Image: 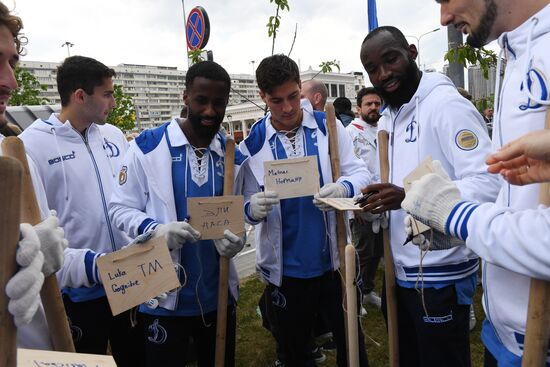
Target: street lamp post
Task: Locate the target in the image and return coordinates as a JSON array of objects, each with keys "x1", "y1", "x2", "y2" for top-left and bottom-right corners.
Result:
[
  {"x1": 61, "y1": 41, "x2": 74, "y2": 57},
  {"x1": 250, "y1": 60, "x2": 256, "y2": 76},
  {"x1": 406, "y1": 28, "x2": 440, "y2": 70}
]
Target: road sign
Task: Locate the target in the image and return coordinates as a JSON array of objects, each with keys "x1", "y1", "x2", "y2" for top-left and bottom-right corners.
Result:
[{"x1": 186, "y1": 6, "x2": 210, "y2": 50}]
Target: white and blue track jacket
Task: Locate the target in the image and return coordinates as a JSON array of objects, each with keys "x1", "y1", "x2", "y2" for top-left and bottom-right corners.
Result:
[
  {"x1": 346, "y1": 118, "x2": 381, "y2": 183},
  {"x1": 108, "y1": 119, "x2": 246, "y2": 312},
  {"x1": 238, "y1": 108, "x2": 371, "y2": 287},
  {"x1": 19, "y1": 114, "x2": 131, "y2": 302},
  {"x1": 442, "y1": 4, "x2": 550, "y2": 364},
  {"x1": 383, "y1": 72, "x2": 499, "y2": 285}
]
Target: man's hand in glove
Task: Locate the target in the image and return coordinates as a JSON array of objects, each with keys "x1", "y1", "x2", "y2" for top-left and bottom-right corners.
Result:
[
  {"x1": 7, "y1": 224, "x2": 45, "y2": 326},
  {"x1": 248, "y1": 191, "x2": 279, "y2": 221},
  {"x1": 313, "y1": 183, "x2": 348, "y2": 211},
  {"x1": 154, "y1": 221, "x2": 201, "y2": 250},
  {"x1": 35, "y1": 210, "x2": 69, "y2": 277},
  {"x1": 214, "y1": 230, "x2": 246, "y2": 258}
]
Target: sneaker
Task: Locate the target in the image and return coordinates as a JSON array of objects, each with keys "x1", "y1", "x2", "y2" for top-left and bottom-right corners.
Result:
[
  {"x1": 361, "y1": 306, "x2": 368, "y2": 317},
  {"x1": 469, "y1": 304, "x2": 476, "y2": 331},
  {"x1": 311, "y1": 347, "x2": 327, "y2": 363},
  {"x1": 363, "y1": 292, "x2": 382, "y2": 309}
]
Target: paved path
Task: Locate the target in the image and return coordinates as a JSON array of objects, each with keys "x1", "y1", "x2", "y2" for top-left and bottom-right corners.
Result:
[{"x1": 234, "y1": 225, "x2": 257, "y2": 279}]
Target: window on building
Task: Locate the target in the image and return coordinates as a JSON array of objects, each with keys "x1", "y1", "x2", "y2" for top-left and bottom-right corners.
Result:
[
  {"x1": 330, "y1": 84, "x2": 337, "y2": 97},
  {"x1": 339, "y1": 85, "x2": 345, "y2": 97}
]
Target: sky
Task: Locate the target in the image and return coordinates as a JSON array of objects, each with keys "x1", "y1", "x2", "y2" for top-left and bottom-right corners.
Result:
[{"x1": 11, "y1": 0, "x2": 475, "y2": 78}]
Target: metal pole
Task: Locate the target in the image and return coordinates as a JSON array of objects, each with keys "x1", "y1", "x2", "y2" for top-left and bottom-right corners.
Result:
[{"x1": 181, "y1": 0, "x2": 190, "y2": 68}]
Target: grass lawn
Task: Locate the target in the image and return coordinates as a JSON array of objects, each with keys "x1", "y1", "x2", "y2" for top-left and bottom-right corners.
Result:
[{"x1": 235, "y1": 269, "x2": 485, "y2": 367}]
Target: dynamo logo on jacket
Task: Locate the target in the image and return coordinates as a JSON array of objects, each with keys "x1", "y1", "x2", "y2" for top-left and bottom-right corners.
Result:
[
  {"x1": 103, "y1": 139, "x2": 121, "y2": 158},
  {"x1": 520, "y1": 65, "x2": 548, "y2": 111}
]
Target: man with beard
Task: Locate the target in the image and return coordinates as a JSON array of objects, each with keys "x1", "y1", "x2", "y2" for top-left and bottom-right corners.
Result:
[
  {"x1": 239, "y1": 54, "x2": 370, "y2": 367},
  {"x1": 346, "y1": 87, "x2": 384, "y2": 309},
  {"x1": 399, "y1": 1, "x2": 550, "y2": 366},
  {"x1": 358, "y1": 26, "x2": 499, "y2": 367},
  {"x1": 109, "y1": 60, "x2": 246, "y2": 367}
]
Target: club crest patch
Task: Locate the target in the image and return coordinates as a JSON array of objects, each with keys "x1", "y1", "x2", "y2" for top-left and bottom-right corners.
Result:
[
  {"x1": 119, "y1": 166, "x2": 128, "y2": 185},
  {"x1": 455, "y1": 129, "x2": 478, "y2": 151}
]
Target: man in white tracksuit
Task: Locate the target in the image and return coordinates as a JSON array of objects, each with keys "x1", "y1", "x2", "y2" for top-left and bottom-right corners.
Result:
[
  {"x1": 240, "y1": 54, "x2": 371, "y2": 367},
  {"x1": 402, "y1": 1, "x2": 550, "y2": 365},
  {"x1": 359, "y1": 26, "x2": 500, "y2": 367},
  {"x1": 19, "y1": 55, "x2": 139, "y2": 366},
  {"x1": 109, "y1": 61, "x2": 246, "y2": 367}
]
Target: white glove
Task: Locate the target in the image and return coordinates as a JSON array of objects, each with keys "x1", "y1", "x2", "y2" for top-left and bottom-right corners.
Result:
[
  {"x1": 214, "y1": 230, "x2": 246, "y2": 258},
  {"x1": 35, "y1": 210, "x2": 69, "y2": 277},
  {"x1": 355, "y1": 206, "x2": 389, "y2": 234},
  {"x1": 6, "y1": 224, "x2": 45, "y2": 326},
  {"x1": 249, "y1": 191, "x2": 280, "y2": 221},
  {"x1": 313, "y1": 183, "x2": 348, "y2": 210},
  {"x1": 154, "y1": 222, "x2": 201, "y2": 250},
  {"x1": 401, "y1": 160, "x2": 461, "y2": 233},
  {"x1": 404, "y1": 215, "x2": 465, "y2": 251}
]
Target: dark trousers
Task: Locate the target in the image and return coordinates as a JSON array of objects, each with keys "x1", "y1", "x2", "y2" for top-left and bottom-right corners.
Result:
[
  {"x1": 140, "y1": 305, "x2": 236, "y2": 367},
  {"x1": 63, "y1": 295, "x2": 144, "y2": 367},
  {"x1": 351, "y1": 219, "x2": 383, "y2": 294},
  {"x1": 382, "y1": 283, "x2": 471, "y2": 367},
  {"x1": 267, "y1": 271, "x2": 369, "y2": 367}
]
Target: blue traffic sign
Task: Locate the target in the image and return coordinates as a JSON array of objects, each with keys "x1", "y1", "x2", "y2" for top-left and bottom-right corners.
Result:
[{"x1": 186, "y1": 6, "x2": 210, "y2": 50}]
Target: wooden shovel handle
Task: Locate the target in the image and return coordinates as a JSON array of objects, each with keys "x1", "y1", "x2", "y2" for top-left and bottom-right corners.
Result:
[{"x1": 2, "y1": 137, "x2": 75, "y2": 352}]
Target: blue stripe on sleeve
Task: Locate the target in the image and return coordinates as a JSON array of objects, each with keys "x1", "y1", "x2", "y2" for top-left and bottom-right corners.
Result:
[
  {"x1": 341, "y1": 180, "x2": 353, "y2": 197},
  {"x1": 84, "y1": 250, "x2": 97, "y2": 285},
  {"x1": 138, "y1": 218, "x2": 158, "y2": 235},
  {"x1": 459, "y1": 204, "x2": 479, "y2": 240}
]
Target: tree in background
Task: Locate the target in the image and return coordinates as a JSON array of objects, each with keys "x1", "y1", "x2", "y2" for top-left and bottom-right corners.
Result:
[
  {"x1": 445, "y1": 45, "x2": 498, "y2": 79},
  {"x1": 10, "y1": 67, "x2": 49, "y2": 106},
  {"x1": 107, "y1": 84, "x2": 136, "y2": 132}
]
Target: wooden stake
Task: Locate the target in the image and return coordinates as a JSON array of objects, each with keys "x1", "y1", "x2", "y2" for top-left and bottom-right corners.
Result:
[
  {"x1": 1, "y1": 137, "x2": 75, "y2": 352},
  {"x1": 215, "y1": 135, "x2": 236, "y2": 367},
  {"x1": 0, "y1": 156, "x2": 23, "y2": 367},
  {"x1": 345, "y1": 245, "x2": 359, "y2": 367},
  {"x1": 325, "y1": 104, "x2": 351, "y2": 356},
  {"x1": 521, "y1": 110, "x2": 550, "y2": 367},
  {"x1": 378, "y1": 130, "x2": 399, "y2": 367}
]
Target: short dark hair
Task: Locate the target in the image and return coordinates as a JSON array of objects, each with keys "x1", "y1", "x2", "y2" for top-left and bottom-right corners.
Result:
[
  {"x1": 56, "y1": 56, "x2": 116, "y2": 107},
  {"x1": 356, "y1": 87, "x2": 381, "y2": 107},
  {"x1": 256, "y1": 54, "x2": 300, "y2": 94},
  {"x1": 333, "y1": 97, "x2": 353, "y2": 114},
  {"x1": 361, "y1": 26, "x2": 409, "y2": 50},
  {"x1": 0, "y1": 2, "x2": 25, "y2": 55},
  {"x1": 185, "y1": 61, "x2": 231, "y2": 93}
]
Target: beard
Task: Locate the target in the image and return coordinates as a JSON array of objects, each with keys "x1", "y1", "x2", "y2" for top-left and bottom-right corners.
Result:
[
  {"x1": 373, "y1": 58, "x2": 420, "y2": 110},
  {"x1": 362, "y1": 112, "x2": 380, "y2": 125},
  {"x1": 466, "y1": 0, "x2": 497, "y2": 48},
  {"x1": 187, "y1": 108, "x2": 222, "y2": 142}
]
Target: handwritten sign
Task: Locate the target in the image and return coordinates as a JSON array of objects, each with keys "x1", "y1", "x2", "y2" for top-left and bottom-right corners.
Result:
[
  {"x1": 263, "y1": 156, "x2": 320, "y2": 199},
  {"x1": 187, "y1": 195, "x2": 245, "y2": 240},
  {"x1": 97, "y1": 236, "x2": 180, "y2": 316},
  {"x1": 403, "y1": 156, "x2": 433, "y2": 235},
  {"x1": 315, "y1": 197, "x2": 363, "y2": 211},
  {"x1": 18, "y1": 348, "x2": 117, "y2": 366}
]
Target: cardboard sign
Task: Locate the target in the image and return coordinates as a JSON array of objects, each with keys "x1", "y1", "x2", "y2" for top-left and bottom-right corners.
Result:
[
  {"x1": 18, "y1": 348, "x2": 117, "y2": 366},
  {"x1": 97, "y1": 237, "x2": 180, "y2": 316},
  {"x1": 263, "y1": 156, "x2": 320, "y2": 199},
  {"x1": 187, "y1": 195, "x2": 245, "y2": 240},
  {"x1": 403, "y1": 156, "x2": 434, "y2": 235},
  {"x1": 316, "y1": 197, "x2": 363, "y2": 211}
]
